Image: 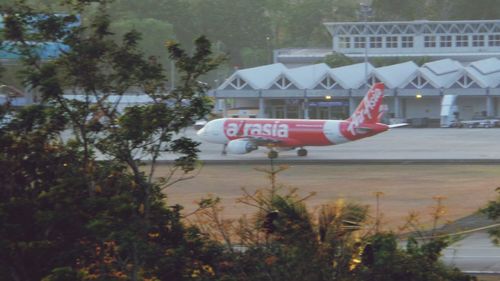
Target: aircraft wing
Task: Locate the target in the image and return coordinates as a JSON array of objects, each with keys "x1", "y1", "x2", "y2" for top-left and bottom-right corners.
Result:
[
  {"x1": 354, "y1": 127, "x2": 374, "y2": 134},
  {"x1": 388, "y1": 123, "x2": 408, "y2": 128}
]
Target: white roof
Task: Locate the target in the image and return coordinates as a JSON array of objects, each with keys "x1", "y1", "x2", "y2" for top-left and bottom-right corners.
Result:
[
  {"x1": 328, "y1": 63, "x2": 374, "y2": 89},
  {"x1": 285, "y1": 63, "x2": 331, "y2": 89},
  {"x1": 218, "y1": 58, "x2": 500, "y2": 91},
  {"x1": 219, "y1": 63, "x2": 288, "y2": 89},
  {"x1": 419, "y1": 59, "x2": 464, "y2": 88},
  {"x1": 374, "y1": 61, "x2": 419, "y2": 89},
  {"x1": 467, "y1": 58, "x2": 500, "y2": 88},
  {"x1": 424, "y1": 59, "x2": 462, "y2": 75}
]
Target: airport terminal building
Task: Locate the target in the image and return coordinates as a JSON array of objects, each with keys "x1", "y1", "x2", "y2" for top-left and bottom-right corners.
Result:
[{"x1": 212, "y1": 20, "x2": 500, "y2": 127}]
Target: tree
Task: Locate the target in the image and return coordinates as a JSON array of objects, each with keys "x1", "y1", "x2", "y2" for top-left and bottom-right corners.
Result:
[
  {"x1": 193, "y1": 164, "x2": 476, "y2": 281},
  {"x1": 109, "y1": 0, "x2": 198, "y2": 56},
  {"x1": 0, "y1": 0, "x2": 224, "y2": 280},
  {"x1": 354, "y1": 233, "x2": 474, "y2": 281},
  {"x1": 371, "y1": 0, "x2": 427, "y2": 21},
  {"x1": 110, "y1": 18, "x2": 175, "y2": 66},
  {"x1": 195, "y1": 164, "x2": 372, "y2": 280},
  {"x1": 279, "y1": 0, "x2": 334, "y2": 47},
  {"x1": 481, "y1": 188, "x2": 500, "y2": 245},
  {"x1": 324, "y1": 52, "x2": 354, "y2": 68},
  {"x1": 190, "y1": 0, "x2": 272, "y2": 67},
  {"x1": 446, "y1": 0, "x2": 500, "y2": 20}
]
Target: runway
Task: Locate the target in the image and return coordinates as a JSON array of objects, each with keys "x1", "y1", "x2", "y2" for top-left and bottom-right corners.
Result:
[{"x1": 442, "y1": 231, "x2": 500, "y2": 275}]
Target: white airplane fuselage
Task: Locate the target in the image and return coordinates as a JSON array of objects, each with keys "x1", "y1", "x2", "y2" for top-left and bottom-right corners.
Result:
[
  {"x1": 197, "y1": 118, "x2": 388, "y2": 146},
  {"x1": 197, "y1": 83, "x2": 403, "y2": 156}
]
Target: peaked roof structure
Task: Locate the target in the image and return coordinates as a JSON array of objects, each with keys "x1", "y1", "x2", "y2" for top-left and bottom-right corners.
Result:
[
  {"x1": 217, "y1": 58, "x2": 500, "y2": 93},
  {"x1": 374, "y1": 61, "x2": 419, "y2": 89},
  {"x1": 466, "y1": 58, "x2": 500, "y2": 88}
]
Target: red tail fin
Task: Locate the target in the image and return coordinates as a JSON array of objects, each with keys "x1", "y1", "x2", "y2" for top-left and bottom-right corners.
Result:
[{"x1": 348, "y1": 83, "x2": 384, "y2": 124}]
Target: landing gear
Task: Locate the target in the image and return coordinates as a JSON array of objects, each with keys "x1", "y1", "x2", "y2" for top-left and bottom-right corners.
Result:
[
  {"x1": 221, "y1": 144, "x2": 227, "y2": 155},
  {"x1": 297, "y1": 148, "x2": 308, "y2": 157},
  {"x1": 267, "y1": 150, "x2": 279, "y2": 159}
]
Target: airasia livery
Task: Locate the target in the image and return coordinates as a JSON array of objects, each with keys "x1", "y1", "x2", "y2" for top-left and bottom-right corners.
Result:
[{"x1": 197, "y1": 83, "x2": 407, "y2": 158}]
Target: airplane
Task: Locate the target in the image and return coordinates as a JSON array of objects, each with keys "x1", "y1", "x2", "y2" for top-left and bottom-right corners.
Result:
[{"x1": 196, "y1": 83, "x2": 407, "y2": 158}]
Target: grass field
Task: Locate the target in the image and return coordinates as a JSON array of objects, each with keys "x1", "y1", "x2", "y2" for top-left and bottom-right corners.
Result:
[{"x1": 161, "y1": 164, "x2": 500, "y2": 230}]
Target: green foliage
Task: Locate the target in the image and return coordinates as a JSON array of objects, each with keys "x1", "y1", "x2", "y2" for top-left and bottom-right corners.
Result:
[
  {"x1": 4, "y1": 0, "x2": 500, "y2": 71},
  {"x1": 192, "y1": 165, "x2": 475, "y2": 281},
  {"x1": 354, "y1": 233, "x2": 474, "y2": 281},
  {"x1": 371, "y1": 0, "x2": 500, "y2": 21},
  {"x1": 110, "y1": 18, "x2": 175, "y2": 64},
  {"x1": 481, "y1": 188, "x2": 500, "y2": 245},
  {"x1": 446, "y1": 0, "x2": 500, "y2": 20},
  {"x1": 369, "y1": 57, "x2": 431, "y2": 67},
  {"x1": 324, "y1": 53, "x2": 355, "y2": 68},
  {"x1": 0, "y1": 1, "x2": 494, "y2": 280},
  {"x1": 371, "y1": 0, "x2": 427, "y2": 21},
  {"x1": 0, "y1": 0, "x2": 224, "y2": 280},
  {"x1": 241, "y1": 47, "x2": 269, "y2": 67},
  {"x1": 482, "y1": 189, "x2": 500, "y2": 220}
]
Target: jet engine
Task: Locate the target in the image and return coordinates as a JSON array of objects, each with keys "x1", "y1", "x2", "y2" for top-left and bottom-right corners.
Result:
[{"x1": 226, "y1": 139, "x2": 258, "y2": 154}]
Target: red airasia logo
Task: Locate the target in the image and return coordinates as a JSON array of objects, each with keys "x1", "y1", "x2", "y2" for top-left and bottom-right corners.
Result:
[
  {"x1": 224, "y1": 121, "x2": 289, "y2": 138},
  {"x1": 342, "y1": 85, "x2": 384, "y2": 140}
]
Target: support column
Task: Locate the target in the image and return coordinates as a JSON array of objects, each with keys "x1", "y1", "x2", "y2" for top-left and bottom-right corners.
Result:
[
  {"x1": 258, "y1": 96, "x2": 265, "y2": 118},
  {"x1": 349, "y1": 95, "x2": 357, "y2": 115},
  {"x1": 486, "y1": 89, "x2": 494, "y2": 117},
  {"x1": 303, "y1": 90, "x2": 309, "y2": 119},
  {"x1": 494, "y1": 97, "x2": 498, "y2": 117},
  {"x1": 303, "y1": 98, "x2": 309, "y2": 119},
  {"x1": 394, "y1": 94, "x2": 401, "y2": 119},
  {"x1": 222, "y1": 98, "x2": 227, "y2": 117}
]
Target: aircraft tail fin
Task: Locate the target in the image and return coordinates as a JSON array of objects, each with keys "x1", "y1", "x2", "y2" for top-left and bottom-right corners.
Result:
[{"x1": 348, "y1": 83, "x2": 385, "y2": 124}]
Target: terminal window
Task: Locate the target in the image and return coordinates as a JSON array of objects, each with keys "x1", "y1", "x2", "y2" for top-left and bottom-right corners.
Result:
[
  {"x1": 386, "y1": 36, "x2": 398, "y2": 48},
  {"x1": 354, "y1": 37, "x2": 366, "y2": 48},
  {"x1": 339, "y1": 37, "x2": 351, "y2": 48},
  {"x1": 440, "y1": 35, "x2": 452, "y2": 47},
  {"x1": 488, "y1": 34, "x2": 500, "y2": 46},
  {"x1": 472, "y1": 35, "x2": 485, "y2": 47},
  {"x1": 424, "y1": 35, "x2": 437, "y2": 48},
  {"x1": 401, "y1": 36, "x2": 413, "y2": 48},
  {"x1": 455, "y1": 35, "x2": 469, "y2": 47},
  {"x1": 370, "y1": 37, "x2": 382, "y2": 48}
]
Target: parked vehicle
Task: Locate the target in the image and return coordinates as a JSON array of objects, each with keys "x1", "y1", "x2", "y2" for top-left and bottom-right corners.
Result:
[{"x1": 460, "y1": 117, "x2": 500, "y2": 128}]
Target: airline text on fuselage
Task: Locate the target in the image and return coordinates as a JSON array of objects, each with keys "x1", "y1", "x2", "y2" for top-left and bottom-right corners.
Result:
[{"x1": 225, "y1": 122, "x2": 289, "y2": 138}]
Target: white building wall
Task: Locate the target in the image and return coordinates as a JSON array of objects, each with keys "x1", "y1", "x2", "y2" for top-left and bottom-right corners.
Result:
[
  {"x1": 496, "y1": 97, "x2": 500, "y2": 117},
  {"x1": 456, "y1": 97, "x2": 487, "y2": 120},
  {"x1": 381, "y1": 97, "x2": 396, "y2": 117},
  {"x1": 233, "y1": 99, "x2": 259, "y2": 108},
  {"x1": 404, "y1": 97, "x2": 441, "y2": 119}
]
